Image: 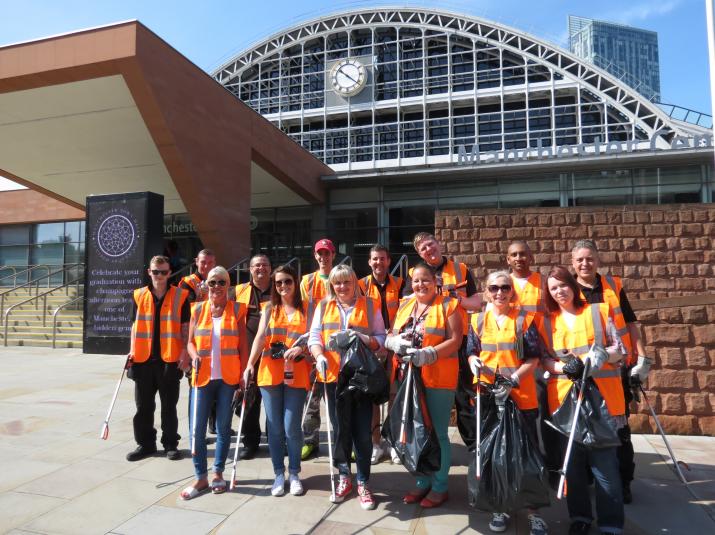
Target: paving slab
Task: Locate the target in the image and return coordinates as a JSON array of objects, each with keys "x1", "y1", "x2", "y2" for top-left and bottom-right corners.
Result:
[
  {"x1": 0, "y1": 491, "x2": 66, "y2": 532},
  {"x1": 111, "y1": 505, "x2": 225, "y2": 535}
]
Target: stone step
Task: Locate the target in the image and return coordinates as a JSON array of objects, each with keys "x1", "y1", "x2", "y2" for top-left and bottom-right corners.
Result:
[
  {"x1": 4, "y1": 325, "x2": 82, "y2": 334},
  {"x1": 0, "y1": 338, "x2": 83, "y2": 349},
  {"x1": 3, "y1": 331, "x2": 83, "y2": 341}
]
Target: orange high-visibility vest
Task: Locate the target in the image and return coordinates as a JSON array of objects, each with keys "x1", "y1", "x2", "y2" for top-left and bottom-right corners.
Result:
[
  {"x1": 235, "y1": 282, "x2": 269, "y2": 313},
  {"x1": 300, "y1": 271, "x2": 330, "y2": 326},
  {"x1": 181, "y1": 273, "x2": 206, "y2": 302},
  {"x1": 579, "y1": 274, "x2": 634, "y2": 366},
  {"x1": 546, "y1": 303, "x2": 625, "y2": 416},
  {"x1": 392, "y1": 295, "x2": 460, "y2": 389},
  {"x1": 317, "y1": 296, "x2": 377, "y2": 383},
  {"x1": 409, "y1": 258, "x2": 469, "y2": 332},
  {"x1": 191, "y1": 300, "x2": 246, "y2": 387},
  {"x1": 512, "y1": 272, "x2": 546, "y2": 315},
  {"x1": 471, "y1": 307, "x2": 538, "y2": 410},
  {"x1": 131, "y1": 286, "x2": 188, "y2": 363},
  {"x1": 358, "y1": 274, "x2": 403, "y2": 328},
  {"x1": 257, "y1": 303, "x2": 311, "y2": 390}
]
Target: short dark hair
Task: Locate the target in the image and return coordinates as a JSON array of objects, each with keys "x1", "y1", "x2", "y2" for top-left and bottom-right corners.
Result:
[
  {"x1": 250, "y1": 253, "x2": 271, "y2": 267},
  {"x1": 369, "y1": 244, "x2": 390, "y2": 257},
  {"x1": 507, "y1": 240, "x2": 531, "y2": 253},
  {"x1": 149, "y1": 255, "x2": 170, "y2": 266},
  {"x1": 410, "y1": 261, "x2": 437, "y2": 280},
  {"x1": 197, "y1": 249, "x2": 215, "y2": 258},
  {"x1": 270, "y1": 264, "x2": 302, "y2": 309},
  {"x1": 543, "y1": 265, "x2": 586, "y2": 313}
]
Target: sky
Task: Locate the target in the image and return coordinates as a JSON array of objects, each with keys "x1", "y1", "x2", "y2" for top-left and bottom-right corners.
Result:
[{"x1": 0, "y1": 0, "x2": 711, "y2": 188}]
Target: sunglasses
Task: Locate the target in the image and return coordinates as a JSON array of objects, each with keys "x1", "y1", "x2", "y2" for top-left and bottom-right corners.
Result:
[
  {"x1": 208, "y1": 279, "x2": 228, "y2": 288},
  {"x1": 275, "y1": 279, "x2": 294, "y2": 287},
  {"x1": 488, "y1": 284, "x2": 512, "y2": 293},
  {"x1": 150, "y1": 269, "x2": 169, "y2": 276}
]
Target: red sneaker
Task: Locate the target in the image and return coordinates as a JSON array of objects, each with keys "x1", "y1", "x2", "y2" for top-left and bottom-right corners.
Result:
[
  {"x1": 333, "y1": 476, "x2": 353, "y2": 502},
  {"x1": 358, "y1": 482, "x2": 376, "y2": 510}
]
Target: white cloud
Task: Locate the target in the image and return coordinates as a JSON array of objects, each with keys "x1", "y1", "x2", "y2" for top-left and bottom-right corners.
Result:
[{"x1": 609, "y1": 0, "x2": 682, "y2": 26}]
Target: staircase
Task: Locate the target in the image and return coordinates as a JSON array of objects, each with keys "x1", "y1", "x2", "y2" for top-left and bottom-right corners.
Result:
[{"x1": 0, "y1": 287, "x2": 83, "y2": 348}]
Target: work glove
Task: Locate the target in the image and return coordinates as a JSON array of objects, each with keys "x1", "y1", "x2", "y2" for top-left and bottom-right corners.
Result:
[
  {"x1": 292, "y1": 333, "x2": 310, "y2": 348},
  {"x1": 562, "y1": 356, "x2": 586, "y2": 381},
  {"x1": 402, "y1": 346, "x2": 437, "y2": 367},
  {"x1": 630, "y1": 355, "x2": 653, "y2": 386},
  {"x1": 468, "y1": 356, "x2": 483, "y2": 377},
  {"x1": 384, "y1": 333, "x2": 413, "y2": 356},
  {"x1": 492, "y1": 376, "x2": 515, "y2": 404},
  {"x1": 585, "y1": 344, "x2": 608, "y2": 373},
  {"x1": 327, "y1": 329, "x2": 355, "y2": 351},
  {"x1": 316, "y1": 354, "x2": 329, "y2": 381}
]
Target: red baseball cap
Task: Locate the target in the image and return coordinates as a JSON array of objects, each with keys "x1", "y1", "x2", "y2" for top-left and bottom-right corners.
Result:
[{"x1": 314, "y1": 238, "x2": 335, "y2": 253}]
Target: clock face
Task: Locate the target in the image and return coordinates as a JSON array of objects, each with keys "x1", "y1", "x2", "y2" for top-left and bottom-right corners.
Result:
[{"x1": 330, "y1": 58, "x2": 367, "y2": 97}]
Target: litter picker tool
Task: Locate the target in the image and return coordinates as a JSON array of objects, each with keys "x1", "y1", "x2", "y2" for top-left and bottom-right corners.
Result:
[
  {"x1": 302, "y1": 372, "x2": 317, "y2": 428},
  {"x1": 230, "y1": 375, "x2": 250, "y2": 490},
  {"x1": 318, "y1": 360, "x2": 337, "y2": 503},
  {"x1": 557, "y1": 357, "x2": 591, "y2": 500},
  {"x1": 475, "y1": 368, "x2": 482, "y2": 480},
  {"x1": 191, "y1": 359, "x2": 201, "y2": 456},
  {"x1": 100, "y1": 355, "x2": 131, "y2": 440},
  {"x1": 398, "y1": 362, "x2": 414, "y2": 446}
]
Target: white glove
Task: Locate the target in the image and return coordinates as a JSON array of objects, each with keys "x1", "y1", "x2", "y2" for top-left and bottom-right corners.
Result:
[
  {"x1": 385, "y1": 333, "x2": 413, "y2": 356},
  {"x1": 630, "y1": 355, "x2": 653, "y2": 385},
  {"x1": 468, "y1": 356, "x2": 483, "y2": 376},
  {"x1": 585, "y1": 345, "x2": 608, "y2": 374},
  {"x1": 402, "y1": 346, "x2": 437, "y2": 367},
  {"x1": 492, "y1": 381, "x2": 513, "y2": 404},
  {"x1": 327, "y1": 330, "x2": 354, "y2": 351},
  {"x1": 316, "y1": 354, "x2": 329, "y2": 380}
]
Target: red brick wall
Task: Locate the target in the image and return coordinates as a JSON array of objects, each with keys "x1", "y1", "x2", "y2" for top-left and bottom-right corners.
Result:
[
  {"x1": 436, "y1": 204, "x2": 715, "y2": 435},
  {"x1": 0, "y1": 189, "x2": 84, "y2": 224}
]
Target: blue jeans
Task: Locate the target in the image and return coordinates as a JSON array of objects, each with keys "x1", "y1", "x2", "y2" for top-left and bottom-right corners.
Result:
[
  {"x1": 416, "y1": 387, "x2": 455, "y2": 493},
  {"x1": 260, "y1": 385, "x2": 307, "y2": 475},
  {"x1": 565, "y1": 440, "x2": 624, "y2": 534},
  {"x1": 190, "y1": 379, "x2": 237, "y2": 479}
]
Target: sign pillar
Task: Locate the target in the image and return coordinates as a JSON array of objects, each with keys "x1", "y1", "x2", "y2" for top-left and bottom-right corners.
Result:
[{"x1": 83, "y1": 192, "x2": 164, "y2": 354}]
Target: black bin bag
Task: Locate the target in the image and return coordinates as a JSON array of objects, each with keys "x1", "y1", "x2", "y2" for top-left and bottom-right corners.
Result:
[
  {"x1": 468, "y1": 397, "x2": 550, "y2": 512},
  {"x1": 381, "y1": 365, "x2": 441, "y2": 476},
  {"x1": 340, "y1": 334, "x2": 390, "y2": 405},
  {"x1": 547, "y1": 378, "x2": 621, "y2": 449}
]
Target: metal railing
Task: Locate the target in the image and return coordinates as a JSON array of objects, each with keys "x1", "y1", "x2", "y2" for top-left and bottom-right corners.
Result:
[
  {"x1": 52, "y1": 295, "x2": 84, "y2": 349},
  {"x1": 282, "y1": 257, "x2": 302, "y2": 281},
  {"x1": 169, "y1": 263, "x2": 193, "y2": 286},
  {"x1": 4, "y1": 277, "x2": 83, "y2": 346},
  {"x1": 656, "y1": 103, "x2": 713, "y2": 129},
  {"x1": 228, "y1": 257, "x2": 251, "y2": 283},
  {"x1": 337, "y1": 256, "x2": 352, "y2": 267},
  {"x1": 0, "y1": 264, "x2": 62, "y2": 288},
  {"x1": 0, "y1": 264, "x2": 83, "y2": 325},
  {"x1": 389, "y1": 254, "x2": 409, "y2": 280}
]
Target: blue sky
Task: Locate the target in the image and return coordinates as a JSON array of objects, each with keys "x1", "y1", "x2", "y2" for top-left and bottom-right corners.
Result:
[{"x1": 0, "y1": 1, "x2": 710, "y2": 193}]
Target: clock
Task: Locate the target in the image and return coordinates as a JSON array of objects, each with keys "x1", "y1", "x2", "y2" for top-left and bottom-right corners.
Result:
[{"x1": 330, "y1": 58, "x2": 367, "y2": 97}]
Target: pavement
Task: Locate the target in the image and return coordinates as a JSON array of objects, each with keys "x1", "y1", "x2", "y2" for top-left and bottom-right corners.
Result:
[{"x1": 0, "y1": 347, "x2": 713, "y2": 535}]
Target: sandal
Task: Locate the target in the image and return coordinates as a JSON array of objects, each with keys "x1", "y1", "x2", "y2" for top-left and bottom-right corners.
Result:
[
  {"x1": 403, "y1": 488, "x2": 430, "y2": 504},
  {"x1": 420, "y1": 490, "x2": 448, "y2": 508},
  {"x1": 180, "y1": 484, "x2": 209, "y2": 501},
  {"x1": 211, "y1": 478, "x2": 227, "y2": 494}
]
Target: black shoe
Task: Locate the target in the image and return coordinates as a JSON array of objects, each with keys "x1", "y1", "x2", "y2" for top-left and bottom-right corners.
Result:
[
  {"x1": 165, "y1": 448, "x2": 182, "y2": 461},
  {"x1": 568, "y1": 521, "x2": 591, "y2": 534},
  {"x1": 239, "y1": 447, "x2": 258, "y2": 460},
  {"x1": 230, "y1": 429, "x2": 237, "y2": 436},
  {"x1": 622, "y1": 483, "x2": 632, "y2": 504},
  {"x1": 209, "y1": 425, "x2": 217, "y2": 435},
  {"x1": 126, "y1": 445, "x2": 157, "y2": 462}
]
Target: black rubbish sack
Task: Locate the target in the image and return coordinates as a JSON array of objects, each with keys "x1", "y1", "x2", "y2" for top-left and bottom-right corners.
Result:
[
  {"x1": 547, "y1": 378, "x2": 621, "y2": 449},
  {"x1": 468, "y1": 396, "x2": 550, "y2": 512},
  {"x1": 340, "y1": 334, "x2": 390, "y2": 405},
  {"x1": 381, "y1": 364, "x2": 441, "y2": 476}
]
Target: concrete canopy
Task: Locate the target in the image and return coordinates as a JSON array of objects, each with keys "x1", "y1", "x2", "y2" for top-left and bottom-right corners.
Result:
[{"x1": 0, "y1": 21, "x2": 330, "y2": 263}]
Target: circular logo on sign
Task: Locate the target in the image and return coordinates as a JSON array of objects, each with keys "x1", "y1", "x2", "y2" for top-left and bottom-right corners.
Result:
[{"x1": 91, "y1": 209, "x2": 140, "y2": 262}]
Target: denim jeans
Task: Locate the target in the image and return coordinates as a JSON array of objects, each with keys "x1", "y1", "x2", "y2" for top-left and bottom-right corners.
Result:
[
  {"x1": 335, "y1": 393, "x2": 373, "y2": 483},
  {"x1": 416, "y1": 387, "x2": 455, "y2": 493},
  {"x1": 260, "y1": 384, "x2": 307, "y2": 475},
  {"x1": 190, "y1": 379, "x2": 237, "y2": 479},
  {"x1": 565, "y1": 438, "x2": 624, "y2": 534}
]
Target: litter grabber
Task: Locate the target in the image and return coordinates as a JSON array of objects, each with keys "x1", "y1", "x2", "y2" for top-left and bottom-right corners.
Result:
[
  {"x1": 230, "y1": 373, "x2": 252, "y2": 490},
  {"x1": 557, "y1": 357, "x2": 592, "y2": 500},
  {"x1": 100, "y1": 354, "x2": 132, "y2": 440},
  {"x1": 191, "y1": 359, "x2": 201, "y2": 456},
  {"x1": 302, "y1": 372, "x2": 318, "y2": 428},
  {"x1": 399, "y1": 362, "x2": 414, "y2": 446},
  {"x1": 475, "y1": 368, "x2": 482, "y2": 480},
  {"x1": 633, "y1": 379, "x2": 689, "y2": 484},
  {"x1": 317, "y1": 359, "x2": 337, "y2": 503}
]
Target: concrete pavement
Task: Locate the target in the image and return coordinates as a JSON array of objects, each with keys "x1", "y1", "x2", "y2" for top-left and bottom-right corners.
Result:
[{"x1": 0, "y1": 347, "x2": 712, "y2": 534}]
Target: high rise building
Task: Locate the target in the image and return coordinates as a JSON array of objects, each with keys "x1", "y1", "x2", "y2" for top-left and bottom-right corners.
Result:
[{"x1": 568, "y1": 15, "x2": 661, "y2": 101}]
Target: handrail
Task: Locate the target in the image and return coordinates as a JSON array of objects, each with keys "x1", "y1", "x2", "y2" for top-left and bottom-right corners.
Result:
[
  {"x1": 0, "y1": 264, "x2": 83, "y2": 326},
  {"x1": 389, "y1": 254, "x2": 410, "y2": 280},
  {"x1": 0, "y1": 266, "x2": 17, "y2": 287},
  {"x1": 170, "y1": 263, "x2": 192, "y2": 285},
  {"x1": 52, "y1": 295, "x2": 85, "y2": 349},
  {"x1": 337, "y1": 256, "x2": 352, "y2": 267},
  {"x1": 228, "y1": 257, "x2": 251, "y2": 282},
  {"x1": 283, "y1": 257, "x2": 302, "y2": 281},
  {"x1": 4, "y1": 276, "x2": 82, "y2": 346},
  {"x1": 0, "y1": 264, "x2": 63, "y2": 288}
]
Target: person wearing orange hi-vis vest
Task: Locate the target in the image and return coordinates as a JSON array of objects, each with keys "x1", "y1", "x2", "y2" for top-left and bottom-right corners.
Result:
[
  {"x1": 571, "y1": 239, "x2": 652, "y2": 504},
  {"x1": 181, "y1": 266, "x2": 249, "y2": 500},
  {"x1": 539, "y1": 266, "x2": 627, "y2": 535},
  {"x1": 127, "y1": 255, "x2": 190, "y2": 463}
]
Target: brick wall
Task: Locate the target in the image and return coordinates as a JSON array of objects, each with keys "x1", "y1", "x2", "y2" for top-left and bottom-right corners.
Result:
[{"x1": 436, "y1": 204, "x2": 715, "y2": 435}]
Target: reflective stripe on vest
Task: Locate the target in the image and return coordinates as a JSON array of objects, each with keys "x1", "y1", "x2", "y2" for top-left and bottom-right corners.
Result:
[
  {"x1": 131, "y1": 286, "x2": 187, "y2": 363},
  {"x1": 192, "y1": 301, "x2": 244, "y2": 387},
  {"x1": 512, "y1": 272, "x2": 546, "y2": 314},
  {"x1": 257, "y1": 304, "x2": 310, "y2": 390}
]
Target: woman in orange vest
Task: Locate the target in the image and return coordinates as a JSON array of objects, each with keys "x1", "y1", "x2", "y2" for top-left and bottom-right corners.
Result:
[
  {"x1": 384, "y1": 262, "x2": 462, "y2": 508},
  {"x1": 182, "y1": 266, "x2": 248, "y2": 500},
  {"x1": 466, "y1": 270, "x2": 548, "y2": 535},
  {"x1": 541, "y1": 266, "x2": 626, "y2": 535},
  {"x1": 243, "y1": 265, "x2": 310, "y2": 498},
  {"x1": 308, "y1": 264, "x2": 386, "y2": 510}
]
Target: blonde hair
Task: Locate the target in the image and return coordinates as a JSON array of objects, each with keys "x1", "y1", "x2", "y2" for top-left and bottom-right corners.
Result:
[
  {"x1": 149, "y1": 255, "x2": 169, "y2": 267},
  {"x1": 412, "y1": 231, "x2": 436, "y2": 251},
  {"x1": 483, "y1": 269, "x2": 517, "y2": 304},
  {"x1": 207, "y1": 266, "x2": 230, "y2": 283},
  {"x1": 327, "y1": 264, "x2": 359, "y2": 300}
]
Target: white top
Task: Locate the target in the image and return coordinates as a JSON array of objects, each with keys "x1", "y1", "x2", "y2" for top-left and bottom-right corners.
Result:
[
  {"x1": 513, "y1": 276, "x2": 529, "y2": 290},
  {"x1": 561, "y1": 310, "x2": 577, "y2": 330},
  {"x1": 211, "y1": 317, "x2": 222, "y2": 380}
]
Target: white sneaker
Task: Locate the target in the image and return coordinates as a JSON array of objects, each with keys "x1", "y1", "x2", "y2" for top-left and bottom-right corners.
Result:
[
  {"x1": 528, "y1": 513, "x2": 548, "y2": 535},
  {"x1": 390, "y1": 447, "x2": 401, "y2": 464},
  {"x1": 271, "y1": 473, "x2": 285, "y2": 497},
  {"x1": 370, "y1": 443, "x2": 385, "y2": 465},
  {"x1": 489, "y1": 512, "x2": 509, "y2": 532},
  {"x1": 289, "y1": 474, "x2": 303, "y2": 496}
]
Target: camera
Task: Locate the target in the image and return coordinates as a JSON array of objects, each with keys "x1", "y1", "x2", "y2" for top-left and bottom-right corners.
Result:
[{"x1": 270, "y1": 342, "x2": 287, "y2": 360}]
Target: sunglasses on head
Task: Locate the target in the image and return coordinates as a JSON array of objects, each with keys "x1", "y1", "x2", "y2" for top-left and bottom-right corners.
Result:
[
  {"x1": 150, "y1": 269, "x2": 169, "y2": 276},
  {"x1": 488, "y1": 284, "x2": 512, "y2": 293},
  {"x1": 208, "y1": 279, "x2": 227, "y2": 288},
  {"x1": 275, "y1": 278, "x2": 294, "y2": 287}
]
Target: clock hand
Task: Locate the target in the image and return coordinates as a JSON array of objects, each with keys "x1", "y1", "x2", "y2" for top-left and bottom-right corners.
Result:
[{"x1": 338, "y1": 67, "x2": 358, "y2": 84}]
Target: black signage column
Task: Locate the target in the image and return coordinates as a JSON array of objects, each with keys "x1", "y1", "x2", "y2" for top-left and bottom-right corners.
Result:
[{"x1": 83, "y1": 192, "x2": 164, "y2": 354}]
